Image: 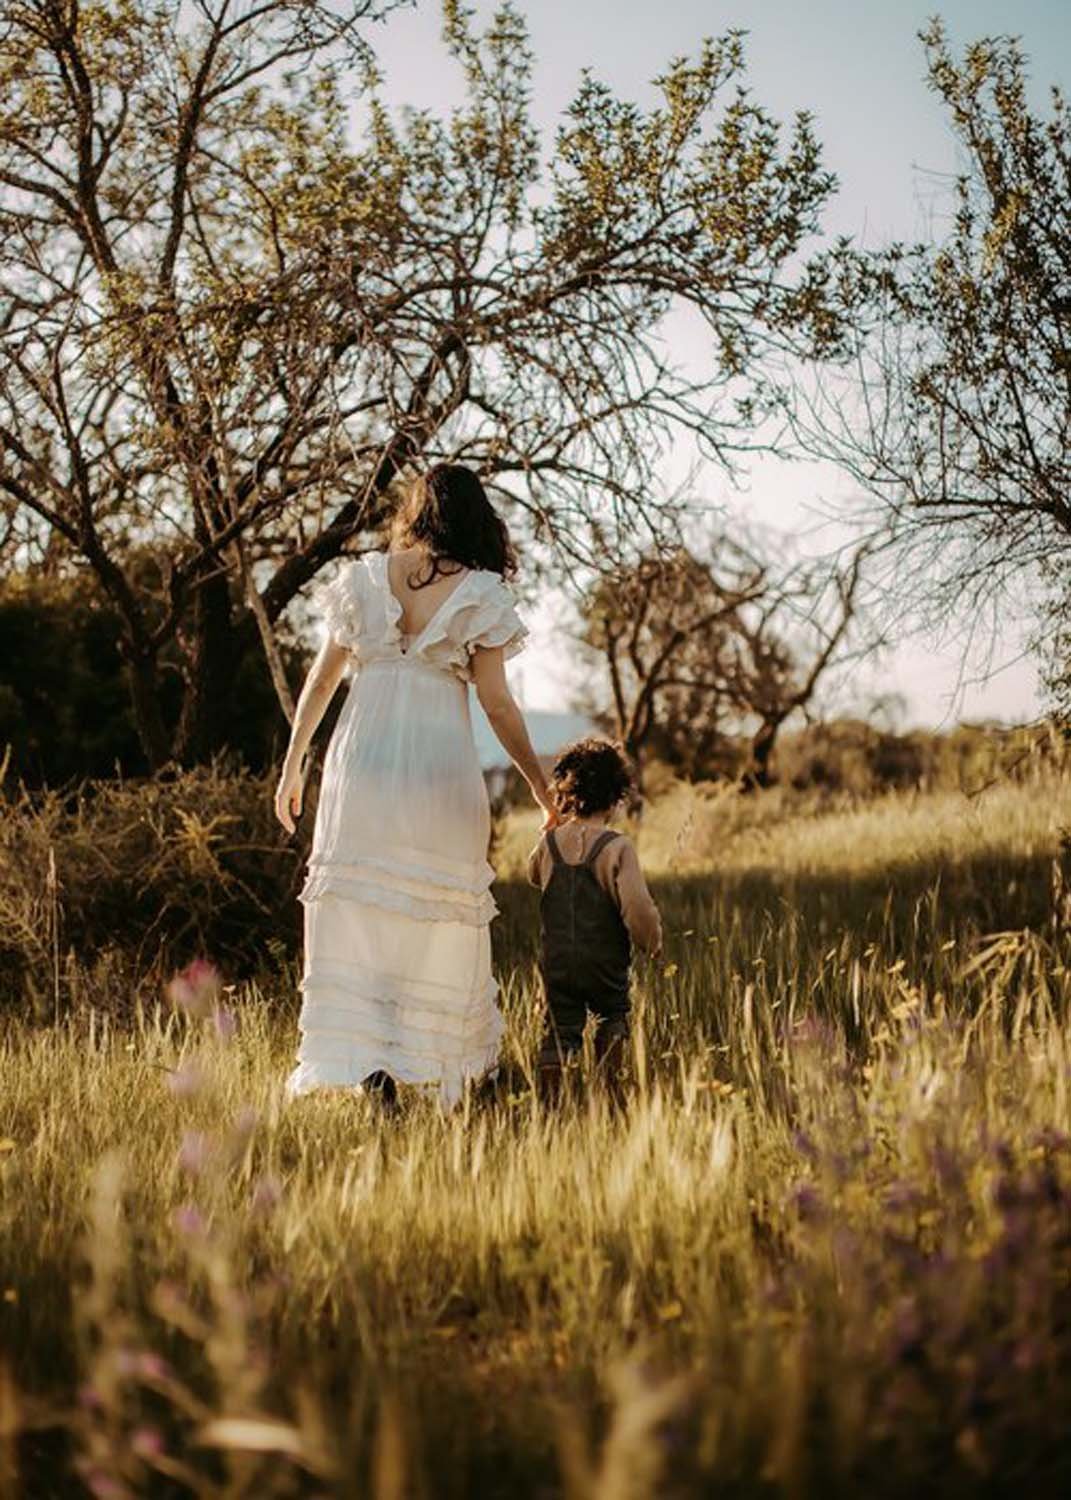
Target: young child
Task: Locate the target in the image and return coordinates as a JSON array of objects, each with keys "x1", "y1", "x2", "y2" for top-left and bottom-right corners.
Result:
[{"x1": 526, "y1": 738, "x2": 662, "y2": 1088}]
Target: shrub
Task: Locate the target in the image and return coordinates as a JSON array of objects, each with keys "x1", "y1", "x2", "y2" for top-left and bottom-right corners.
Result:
[
  {"x1": 0, "y1": 569, "x2": 304, "y2": 784},
  {"x1": 0, "y1": 762, "x2": 310, "y2": 1015}
]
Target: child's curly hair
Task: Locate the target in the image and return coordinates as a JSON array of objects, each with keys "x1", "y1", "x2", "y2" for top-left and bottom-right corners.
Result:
[{"x1": 550, "y1": 737, "x2": 635, "y2": 819}]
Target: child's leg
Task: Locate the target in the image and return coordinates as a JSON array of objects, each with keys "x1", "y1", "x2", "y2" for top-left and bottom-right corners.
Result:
[
  {"x1": 539, "y1": 996, "x2": 585, "y2": 1101},
  {"x1": 594, "y1": 1014, "x2": 630, "y2": 1098}
]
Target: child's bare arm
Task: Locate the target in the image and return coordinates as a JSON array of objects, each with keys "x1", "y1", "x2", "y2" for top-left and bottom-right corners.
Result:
[
  {"x1": 525, "y1": 841, "x2": 545, "y2": 889},
  {"x1": 612, "y1": 841, "x2": 662, "y2": 956}
]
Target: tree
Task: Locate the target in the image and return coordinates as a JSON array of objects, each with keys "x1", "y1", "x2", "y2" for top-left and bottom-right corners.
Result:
[
  {"x1": 729, "y1": 545, "x2": 867, "y2": 788},
  {"x1": 579, "y1": 539, "x2": 868, "y2": 787},
  {"x1": 0, "y1": 568, "x2": 302, "y2": 783},
  {"x1": 800, "y1": 23, "x2": 1071, "y2": 642},
  {"x1": 0, "y1": 0, "x2": 857, "y2": 768},
  {"x1": 581, "y1": 542, "x2": 765, "y2": 775}
]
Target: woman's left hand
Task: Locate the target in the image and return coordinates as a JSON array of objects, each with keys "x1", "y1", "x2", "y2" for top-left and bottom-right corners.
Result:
[{"x1": 274, "y1": 761, "x2": 304, "y2": 834}]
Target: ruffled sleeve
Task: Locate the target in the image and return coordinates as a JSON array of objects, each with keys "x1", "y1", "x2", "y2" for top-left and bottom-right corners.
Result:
[
  {"x1": 312, "y1": 561, "x2": 362, "y2": 657},
  {"x1": 418, "y1": 571, "x2": 528, "y2": 681},
  {"x1": 461, "y1": 573, "x2": 528, "y2": 662}
]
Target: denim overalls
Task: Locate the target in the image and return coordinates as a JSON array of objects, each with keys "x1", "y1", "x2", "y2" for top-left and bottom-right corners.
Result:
[{"x1": 538, "y1": 828, "x2": 631, "y2": 1071}]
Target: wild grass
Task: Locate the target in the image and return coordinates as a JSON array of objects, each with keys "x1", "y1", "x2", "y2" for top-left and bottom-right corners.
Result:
[{"x1": 2, "y1": 774, "x2": 1071, "y2": 1497}]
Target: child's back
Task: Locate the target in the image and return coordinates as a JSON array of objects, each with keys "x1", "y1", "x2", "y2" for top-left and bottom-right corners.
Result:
[{"x1": 527, "y1": 812, "x2": 661, "y2": 1076}]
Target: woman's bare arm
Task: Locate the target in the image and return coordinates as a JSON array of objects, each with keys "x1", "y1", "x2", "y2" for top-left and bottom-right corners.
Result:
[
  {"x1": 274, "y1": 639, "x2": 350, "y2": 833},
  {"x1": 471, "y1": 645, "x2": 556, "y2": 825}
]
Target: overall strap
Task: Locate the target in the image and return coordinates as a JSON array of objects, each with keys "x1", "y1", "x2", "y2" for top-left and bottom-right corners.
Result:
[
  {"x1": 583, "y1": 829, "x2": 620, "y2": 866},
  {"x1": 545, "y1": 829, "x2": 565, "y2": 865}
]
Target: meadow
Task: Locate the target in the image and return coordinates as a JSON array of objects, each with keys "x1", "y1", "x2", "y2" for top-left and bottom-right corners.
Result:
[{"x1": 2, "y1": 772, "x2": 1071, "y2": 1498}]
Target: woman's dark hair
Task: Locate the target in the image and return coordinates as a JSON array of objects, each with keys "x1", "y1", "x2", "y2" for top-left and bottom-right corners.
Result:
[
  {"x1": 394, "y1": 464, "x2": 517, "y2": 588},
  {"x1": 550, "y1": 738, "x2": 635, "y2": 819}
]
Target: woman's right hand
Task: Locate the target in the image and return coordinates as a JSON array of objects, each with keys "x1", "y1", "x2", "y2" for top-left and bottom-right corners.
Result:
[
  {"x1": 274, "y1": 759, "x2": 304, "y2": 834},
  {"x1": 535, "y1": 786, "x2": 560, "y2": 833}
]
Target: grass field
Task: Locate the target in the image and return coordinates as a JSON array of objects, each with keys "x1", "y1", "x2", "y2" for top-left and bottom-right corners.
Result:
[{"x1": 2, "y1": 776, "x2": 1071, "y2": 1497}]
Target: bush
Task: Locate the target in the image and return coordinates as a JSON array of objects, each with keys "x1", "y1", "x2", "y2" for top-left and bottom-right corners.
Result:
[
  {"x1": 0, "y1": 762, "x2": 310, "y2": 1015},
  {"x1": 0, "y1": 568, "x2": 304, "y2": 784},
  {"x1": 773, "y1": 719, "x2": 1067, "y2": 797}
]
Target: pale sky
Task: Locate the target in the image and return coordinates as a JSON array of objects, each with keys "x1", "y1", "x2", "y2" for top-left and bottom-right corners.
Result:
[{"x1": 370, "y1": 1, "x2": 1071, "y2": 728}]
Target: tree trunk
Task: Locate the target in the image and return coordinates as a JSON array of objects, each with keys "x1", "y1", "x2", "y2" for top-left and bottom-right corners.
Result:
[
  {"x1": 173, "y1": 566, "x2": 241, "y2": 766},
  {"x1": 122, "y1": 644, "x2": 172, "y2": 772},
  {"x1": 745, "y1": 716, "x2": 782, "y2": 792}
]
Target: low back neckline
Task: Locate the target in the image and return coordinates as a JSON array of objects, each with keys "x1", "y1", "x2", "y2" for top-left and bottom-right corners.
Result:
[{"x1": 383, "y1": 551, "x2": 473, "y2": 653}]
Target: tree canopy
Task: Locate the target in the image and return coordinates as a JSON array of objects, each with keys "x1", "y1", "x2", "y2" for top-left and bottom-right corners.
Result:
[
  {"x1": 0, "y1": 0, "x2": 857, "y2": 768},
  {"x1": 801, "y1": 22, "x2": 1071, "y2": 652}
]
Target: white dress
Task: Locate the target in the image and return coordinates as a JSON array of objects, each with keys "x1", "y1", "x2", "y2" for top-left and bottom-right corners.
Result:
[{"x1": 287, "y1": 551, "x2": 527, "y2": 1105}]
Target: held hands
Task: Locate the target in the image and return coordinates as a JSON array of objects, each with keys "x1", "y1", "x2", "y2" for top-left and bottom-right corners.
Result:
[
  {"x1": 535, "y1": 784, "x2": 560, "y2": 833},
  {"x1": 274, "y1": 759, "x2": 305, "y2": 835}
]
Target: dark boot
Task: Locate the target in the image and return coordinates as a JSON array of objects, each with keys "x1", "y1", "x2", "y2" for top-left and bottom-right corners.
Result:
[{"x1": 362, "y1": 1070, "x2": 399, "y2": 1112}]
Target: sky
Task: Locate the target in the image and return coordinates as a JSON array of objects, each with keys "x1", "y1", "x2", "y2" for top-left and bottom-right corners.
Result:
[{"x1": 368, "y1": 1, "x2": 1071, "y2": 728}]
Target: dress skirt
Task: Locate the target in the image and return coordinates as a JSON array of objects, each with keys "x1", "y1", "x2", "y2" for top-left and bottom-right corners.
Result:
[{"x1": 287, "y1": 655, "x2": 504, "y2": 1105}]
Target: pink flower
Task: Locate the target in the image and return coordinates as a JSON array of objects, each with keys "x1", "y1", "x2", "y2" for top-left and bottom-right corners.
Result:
[
  {"x1": 172, "y1": 1203, "x2": 206, "y2": 1238},
  {"x1": 177, "y1": 1131, "x2": 209, "y2": 1176},
  {"x1": 166, "y1": 959, "x2": 221, "y2": 1018},
  {"x1": 131, "y1": 1426, "x2": 164, "y2": 1460},
  {"x1": 210, "y1": 1005, "x2": 237, "y2": 1041},
  {"x1": 83, "y1": 1471, "x2": 129, "y2": 1500},
  {"x1": 166, "y1": 1062, "x2": 204, "y2": 1097},
  {"x1": 251, "y1": 1175, "x2": 282, "y2": 1214}
]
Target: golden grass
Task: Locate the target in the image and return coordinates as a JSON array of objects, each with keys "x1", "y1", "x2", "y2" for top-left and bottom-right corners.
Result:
[{"x1": 2, "y1": 775, "x2": 1071, "y2": 1497}]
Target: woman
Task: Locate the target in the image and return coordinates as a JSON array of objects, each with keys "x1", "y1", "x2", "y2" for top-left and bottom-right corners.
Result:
[{"x1": 274, "y1": 465, "x2": 554, "y2": 1105}]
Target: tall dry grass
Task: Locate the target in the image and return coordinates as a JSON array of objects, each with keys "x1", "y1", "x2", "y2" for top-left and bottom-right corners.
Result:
[{"x1": 2, "y1": 773, "x2": 1071, "y2": 1496}]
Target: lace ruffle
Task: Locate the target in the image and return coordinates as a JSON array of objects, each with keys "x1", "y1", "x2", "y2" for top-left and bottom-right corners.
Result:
[
  {"x1": 300, "y1": 967, "x2": 500, "y2": 1040},
  {"x1": 309, "y1": 851, "x2": 494, "y2": 897},
  {"x1": 298, "y1": 1007, "x2": 503, "y2": 1067},
  {"x1": 300, "y1": 863, "x2": 497, "y2": 926},
  {"x1": 290, "y1": 966, "x2": 504, "y2": 1104},
  {"x1": 286, "y1": 1028, "x2": 502, "y2": 1106}
]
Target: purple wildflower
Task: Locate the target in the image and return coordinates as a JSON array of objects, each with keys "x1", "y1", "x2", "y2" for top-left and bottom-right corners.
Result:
[
  {"x1": 165, "y1": 1061, "x2": 204, "y2": 1097},
  {"x1": 131, "y1": 1426, "x2": 164, "y2": 1460},
  {"x1": 172, "y1": 1203, "x2": 206, "y2": 1238},
  {"x1": 251, "y1": 1174, "x2": 282, "y2": 1214}
]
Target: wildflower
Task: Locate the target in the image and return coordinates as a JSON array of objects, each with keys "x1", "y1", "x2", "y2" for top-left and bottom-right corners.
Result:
[
  {"x1": 251, "y1": 1175, "x2": 282, "y2": 1214},
  {"x1": 177, "y1": 1131, "x2": 209, "y2": 1176},
  {"x1": 166, "y1": 959, "x2": 221, "y2": 1018},
  {"x1": 131, "y1": 1426, "x2": 164, "y2": 1460},
  {"x1": 791, "y1": 1129, "x2": 819, "y2": 1162},
  {"x1": 210, "y1": 1005, "x2": 237, "y2": 1041},
  {"x1": 789, "y1": 1016, "x2": 830, "y2": 1049},
  {"x1": 883, "y1": 1181, "x2": 923, "y2": 1214},
  {"x1": 166, "y1": 1061, "x2": 204, "y2": 1097},
  {"x1": 137, "y1": 1352, "x2": 171, "y2": 1382},
  {"x1": 172, "y1": 1203, "x2": 206, "y2": 1238},
  {"x1": 791, "y1": 1182, "x2": 824, "y2": 1222},
  {"x1": 82, "y1": 1471, "x2": 130, "y2": 1500}
]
